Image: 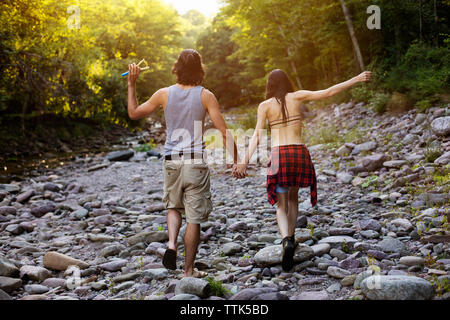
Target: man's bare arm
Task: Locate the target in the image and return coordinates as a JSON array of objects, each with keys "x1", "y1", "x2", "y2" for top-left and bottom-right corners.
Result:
[
  {"x1": 127, "y1": 63, "x2": 166, "y2": 120},
  {"x1": 202, "y1": 89, "x2": 241, "y2": 164}
]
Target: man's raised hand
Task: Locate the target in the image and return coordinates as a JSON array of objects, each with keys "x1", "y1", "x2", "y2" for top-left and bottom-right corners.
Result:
[{"x1": 128, "y1": 63, "x2": 140, "y2": 85}]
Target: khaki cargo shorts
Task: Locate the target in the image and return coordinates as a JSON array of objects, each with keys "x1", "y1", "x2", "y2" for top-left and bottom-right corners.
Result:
[{"x1": 163, "y1": 159, "x2": 213, "y2": 224}]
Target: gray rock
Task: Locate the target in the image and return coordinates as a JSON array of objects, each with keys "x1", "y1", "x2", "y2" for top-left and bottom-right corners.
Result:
[
  {"x1": 5, "y1": 224, "x2": 23, "y2": 235},
  {"x1": 337, "y1": 172, "x2": 354, "y2": 184},
  {"x1": 0, "y1": 289, "x2": 11, "y2": 300},
  {"x1": 98, "y1": 259, "x2": 128, "y2": 272},
  {"x1": 361, "y1": 275, "x2": 434, "y2": 300},
  {"x1": 402, "y1": 134, "x2": 419, "y2": 145},
  {"x1": 229, "y1": 221, "x2": 248, "y2": 232},
  {"x1": 31, "y1": 203, "x2": 56, "y2": 218},
  {"x1": 327, "y1": 266, "x2": 351, "y2": 279},
  {"x1": 112, "y1": 272, "x2": 141, "y2": 283},
  {"x1": 290, "y1": 290, "x2": 330, "y2": 300},
  {"x1": 0, "y1": 184, "x2": 20, "y2": 193},
  {"x1": 16, "y1": 190, "x2": 35, "y2": 204},
  {"x1": 221, "y1": 242, "x2": 243, "y2": 256},
  {"x1": 327, "y1": 283, "x2": 342, "y2": 293},
  {"x1": 434, "y1": 151, "x2": 450, "y2": 165},
  {"x1": 336, "y1": 145, "x2": 352, "y2": 157},
  {"x1": 20, "y1": 266, "x2": 51, "y2": 282},
  {"x1": 107, "y1": 150, "x2": 135, "y2": 162},
  {"x1": 94, "y1": 215, "x2": 114, "y2": 226},
  {"x1": 383, "y1": 160, "x2": 407, "y2": 168},
  {"x1": 24, "y1": 284, "x2": 49, "y2": 294},
  {"x1": 0, "y1": 257, "x2": 19, "y2": 277},
  {"x1": 72, "y1": 208, "x2": 88, "y2": 220},
  {"x1": 328, "y1": 228, "x2": 356, "y2": 236},
  {"x1": 360, "y1": 219, "x2": 382, "y2": 232},
  {"x1": 41, "y1": 278, "x2": 67, "y2": 288},
  {"x1": 379, "y1": 237, "x2": 407, "y2": 255},
  {"x1": 170, "y1": 294, "x2": 201, "y2": 300},
  {"x1": 431, "y1": 116, "x2": 450, "y2": 136},
  {"x1": 415, "y1": 113, "x2": 427, "y2": 125},
  {"x1": 253, "y1": 244, "x2": 314, "y2": 267},
  {"x1": 142, "y1": 268, "x2": 168, "y2": 280},
  {"x1": 360, "y1": 154, "x2": 387, "y2": 172},
  {"x1": 0, "y1": 206, "x2": 17, "y2": 216},
  {"x1": 99, "y1": 244, "x2": 125, "y2": 258},
  {"x1": 351, "y1": 142, "x2": 377, "y2": 155},
  {"x1": 391, "y1": 218, "x2": 413, "y2": 232},
  {"x1": 175, "y1": 277, "x2": 210, "y2": 298},
  {"x1": 329, "y1": 249, "x2": 347, "y2": 260},
  {"x1": 114, "y1": 281, "x2": 134, "y2": 292},
  {"x1": 318, "y1": 236, "x2": 357, "y2": 249},
  {"x1": 230, "y1": 288, "x2": 277, "y2": 300},
  {"x1": 127, "y1": 231, "x2": 168, "y2": 246},
  {"x1": 398, "y1": 256, "x2": 425, "y2": 267},
  {"x1": 311, "y1": 243, "x2": 331, "y2": 256},
  {"x1": 0, "y1": 276, "x2": 22, "y2": 293},
  {"x1": 360, "y1": 230, "x2": 380, "y2": 239},
  {"x1": 252, "y1": 292, "x2": 289, "y2": 300},
  {"x1": 354, "y1": 270, "x2": 375, "y2": 289}
]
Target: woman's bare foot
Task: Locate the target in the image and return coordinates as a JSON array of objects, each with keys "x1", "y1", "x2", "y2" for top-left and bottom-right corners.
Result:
[{"x1": 185, "y1": 268, "x2": 207, "y2": 278}]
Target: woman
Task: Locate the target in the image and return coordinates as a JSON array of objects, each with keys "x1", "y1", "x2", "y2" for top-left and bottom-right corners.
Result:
[{"x1": 234, "y1": 69, "x2": 372, "y2": 271}]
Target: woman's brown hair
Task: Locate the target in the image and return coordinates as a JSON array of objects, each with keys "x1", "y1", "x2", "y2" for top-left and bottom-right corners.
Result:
[
  {"x1": 172, "y1": 49, "x2": 205, "y2": 86},
  {"x1": 266, "y1": 69, "x2": 295, "y2": 122}
]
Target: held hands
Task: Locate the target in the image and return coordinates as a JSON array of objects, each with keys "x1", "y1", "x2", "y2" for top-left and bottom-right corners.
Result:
[
  {"x1": 232, "y1": 163, "x2": 248, "y2": 179},
  {"x1": 128, "y1": 63, "x2": 141, "y2": 85},
  {"x1": 356, "y1": 71, "x2": 372, "y2": 83}
]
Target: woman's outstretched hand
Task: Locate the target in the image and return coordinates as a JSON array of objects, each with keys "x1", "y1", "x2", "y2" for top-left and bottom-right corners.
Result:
[
  {"x1": 356, "y1": 71, "x2": 372, "y2": 83},
  {"x1": 128, "y1": 63, "x2": 141, "y2": 85},
  {"x1": 232, "y1": 164, "x2": 247, "y2": 179}
]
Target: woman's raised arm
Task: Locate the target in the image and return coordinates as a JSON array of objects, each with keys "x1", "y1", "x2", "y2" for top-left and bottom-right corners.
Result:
[{"x1": 292, "y1": 71, "x2": 372, "y2": 102}]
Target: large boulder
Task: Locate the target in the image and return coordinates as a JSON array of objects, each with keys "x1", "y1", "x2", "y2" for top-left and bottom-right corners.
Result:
[
  {"x1": 253, "y1": 244, "x2": 314, "y2": 267},
  {"x1": 431, "y1": 116, "x2": 450, "y2": 136},
  {"x1": 361, "y1": 275, "x2": 434, "y2": 300},
  {"x1": 43, "y1": 252, "x2": 89, "y2": 271},
  {"x1": 174, "y1": 277, "x2": 210, "y2": 298}
]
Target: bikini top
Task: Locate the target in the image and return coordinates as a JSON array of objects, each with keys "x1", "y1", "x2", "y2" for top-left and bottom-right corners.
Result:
[{"x1": 268, "y1": 114, "x2": 304, "y2": 129}]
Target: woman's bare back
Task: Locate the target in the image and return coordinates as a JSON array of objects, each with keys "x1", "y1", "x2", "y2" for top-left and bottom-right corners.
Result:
[{"x1": 265, "y1": 93, "x2": 304, "y2": 147}]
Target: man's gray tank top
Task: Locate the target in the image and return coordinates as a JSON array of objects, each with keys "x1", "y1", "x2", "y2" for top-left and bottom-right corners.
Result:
[{"x1": 164, "y1": 85, "x2": 206, "y2": 156}]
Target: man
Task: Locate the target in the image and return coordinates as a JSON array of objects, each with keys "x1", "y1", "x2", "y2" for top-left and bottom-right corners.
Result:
[{"x1": 127, "y1": 49, "x2": 243, "y2": 278}]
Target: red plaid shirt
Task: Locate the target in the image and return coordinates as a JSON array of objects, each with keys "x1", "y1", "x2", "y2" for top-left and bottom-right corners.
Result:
[{"x1": 267, "y1": 144, "x2": 317, "y2": 207}]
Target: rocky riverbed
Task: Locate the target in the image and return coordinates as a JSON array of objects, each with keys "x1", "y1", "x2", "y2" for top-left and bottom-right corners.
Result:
[{"x1": 0, "y1": 102, "x2": 449, "y2": 301}]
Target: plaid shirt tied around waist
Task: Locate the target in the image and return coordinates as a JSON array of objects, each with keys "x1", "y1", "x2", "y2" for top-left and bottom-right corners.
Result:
[{"x1": 267, "y1": 144, "x2": 317, "y2": 207}]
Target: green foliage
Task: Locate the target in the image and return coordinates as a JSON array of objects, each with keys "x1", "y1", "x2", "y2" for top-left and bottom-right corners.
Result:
[
  {"x1": 304, "y1": 123, "x2": 342, "y2": 146},
  {"x1": 205, "y1": 277, "x2": 232, "y2": 297},
  {"x1": 415, "y1": 99, "x2": 433, "y2": 112},
  {"x1": 369, "y1": 92, "x2": 391, "y2": 114},
  {"x1": 383, "y1": 43, "x2": 450, "y2": 101},
  {"x1": 351, "y1": 86, "x2": 373, "y2": 104},
  {"x1": 361, "y1": 176, "x2": 379, "y2": 189},
  {"x1": 0, "y1": 0, "x2": 182, "y2": 127},
  {"x1": 424, "y1": 146, "x2": 443, "y2": 163},
  {"x1": 135, "y1": 143, "x2": 155, "y2": 153}
]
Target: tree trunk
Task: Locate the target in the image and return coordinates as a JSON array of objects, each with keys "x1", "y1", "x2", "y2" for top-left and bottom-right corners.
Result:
[
  {"x1": 434, "y1": 0, "x2": 439, "y2": 48},
  {"x1": 339, "y1": 0, "x2": 365, "y2": 72},
  {"x1": 395, "y1": 24, "x2": 401, "y2": 63},
  {"x1": 419, "y1": 0, "x2": 423, "y2": 43},
  {"x1": 272, "y1": 9, "x2": 303, "y2": 89}
]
